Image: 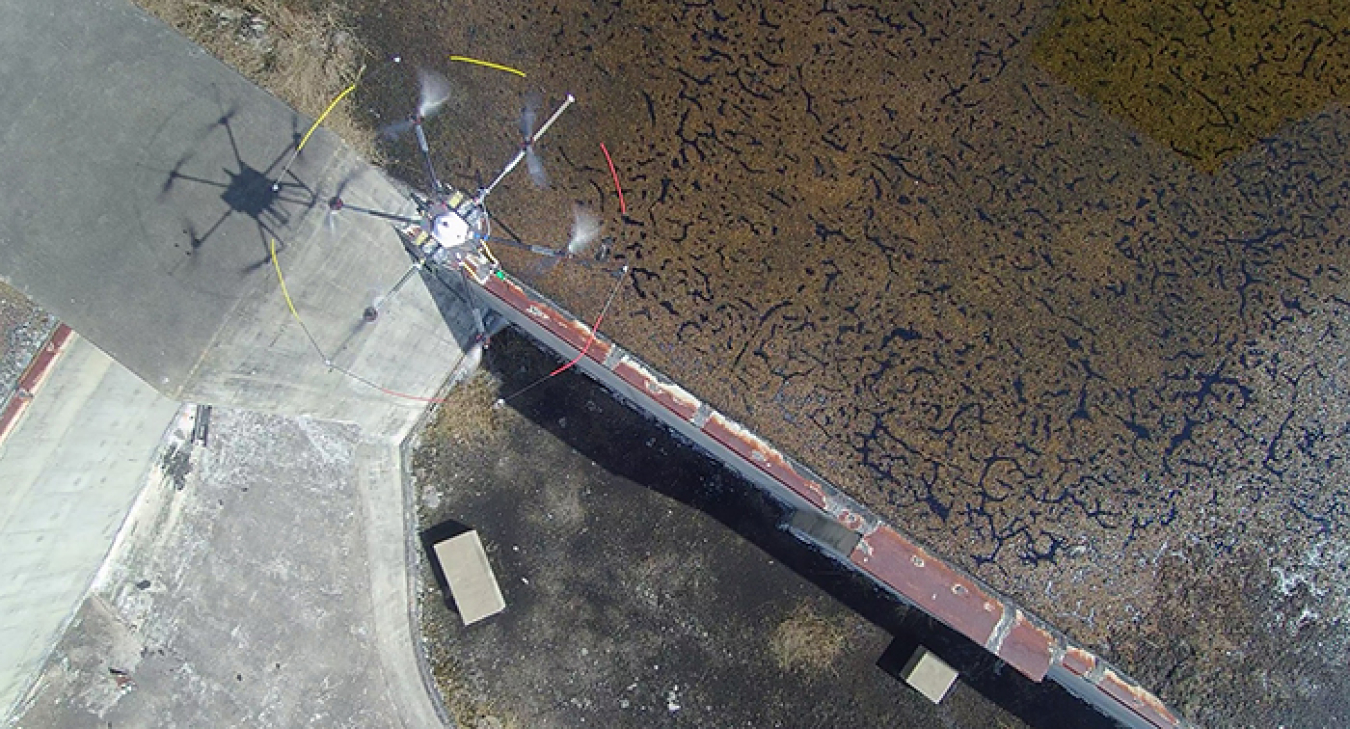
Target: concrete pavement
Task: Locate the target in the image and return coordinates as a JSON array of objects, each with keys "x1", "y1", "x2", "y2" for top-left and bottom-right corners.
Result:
[
  {"x1": 11, "y1": 409, "x2": 444, "y2": 729},
  {"x1": 0, "y1": 0, "x2": 473, "y2": 430},
  {"x1": 0, "y1": 335, "x2": 179, "y2": 716},
  {"x1": 0, "y1": 0, "x2": 476, "y2": 725}
]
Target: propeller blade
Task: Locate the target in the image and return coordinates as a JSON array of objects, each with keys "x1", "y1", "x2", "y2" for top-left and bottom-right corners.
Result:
[
  {"x1": 326, "y1": 208, "x2": 341, "y2": 240},
  {"x1": 160, "y1": 151, "x2": 195, "y2": 199},
  {"x1": 520, "y1": 103, "x2": 537, "y2": 138},
  {"x1": 417, "y1": 68, "x2": 451, "y2": 120},
  {"x1": 379, "y1": 117, "x2": 415, "y2": 140},
  {"x1": 567, "y1": 206, "x2": 602, "y2": 257},
  {"x1": 526, "y1": 148, "x2": 549, "y2": 188},
  {"x1": 520, "y1": 94, "x2": 547, "y2": 187}
]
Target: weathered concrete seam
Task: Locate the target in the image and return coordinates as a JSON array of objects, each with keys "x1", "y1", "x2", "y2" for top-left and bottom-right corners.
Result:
[
  {"x1": 398, "y1": 387, "x2": 461, "y2": 729},
  {"x1": 984, "y1": 605, "x2": 1016, "y2": 654},
  {"x1": 356, "y1": 435, "x2": 452, "y2": 729}
]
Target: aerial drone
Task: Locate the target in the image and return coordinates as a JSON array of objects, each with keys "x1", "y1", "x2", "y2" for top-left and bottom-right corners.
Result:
[{"x1": 326, "y1": 68, "x2": 609, "y2": 327}]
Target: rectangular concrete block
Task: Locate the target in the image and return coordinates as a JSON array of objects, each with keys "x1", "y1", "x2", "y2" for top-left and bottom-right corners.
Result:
[
  {"x1": 433, "y1": 531, "x2": 505, "y2": 626},
  {"x1": 787, "y1": 507, "x2": 861, "y2": 555},
  {"x1": 901, "y1": 646, "x2": 958, "y2": 704}
]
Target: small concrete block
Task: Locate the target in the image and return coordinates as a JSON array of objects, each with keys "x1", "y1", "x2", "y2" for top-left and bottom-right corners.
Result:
[
  {"x1": 433, "y1": 530, "x2": 506, "y2": 626},
  {"x1": 787, "y1": 508, "x2": 861, "y2": 555},
  {"x1": 901, "y1": 647, "x2": 958, "y2": 704}
]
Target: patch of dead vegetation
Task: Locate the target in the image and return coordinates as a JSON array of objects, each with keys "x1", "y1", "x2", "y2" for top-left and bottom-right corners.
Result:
[
  {"x1": 0, "y1": 280, "x2": 56, "y2": 404},
  {"x1": 133, "y1": 0, "x2": 378, "y2": 160},
  {"x1": 770, "y1": 601, "x2": 851, "y2": 677},
  {"x1": 421, "y1": 370, "x2": 508, "y2": 448},
  {"x1": 419, "y1": 581, "x2": 522, "y2": 729}
]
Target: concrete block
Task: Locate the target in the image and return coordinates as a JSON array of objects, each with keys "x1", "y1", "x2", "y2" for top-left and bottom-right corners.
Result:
[
  {"x1": 901, "y1": 647, "x2": 958, "y2": 704},
  {"x1": 433, "y1": 530, "x2": 506, "y2": 626},
  {"x1": 787, "y1": 507, "x2": 861, "y2": 555}
]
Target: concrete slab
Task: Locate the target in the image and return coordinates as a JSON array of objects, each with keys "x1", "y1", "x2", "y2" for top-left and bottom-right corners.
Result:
[
  {"x1": 433, "y1": 531, "x2": 506, "y2": 625},
  {"x1": 902, "y1": 648, "x2": 959, "y2": 704},
  {"x1": 9, "y1": 409, "x2": 424, "y2": 728},
  {"x1": 0, "y1": 2, "x2": 471, "y2": 726},
  {"x1": 0, "y1": 336, "x2": 178, "y2": 717}
]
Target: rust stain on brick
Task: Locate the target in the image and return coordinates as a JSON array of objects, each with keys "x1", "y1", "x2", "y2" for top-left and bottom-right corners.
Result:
[
  {"x1": 611, "y1": 357, "x2": 701, "y2": 422},
  {"x1": 995, "y1": 610, "x2": 1054, "y2": 681},
  {"x1": 481, "y1": 270, "x2": 616, "y2": 367},
  {"x1": 851, "y1": 525, "x2": 1002, "y2": 647},
  {"x1": 0, "y1": 324, "x2": 74, "y2": 445}
]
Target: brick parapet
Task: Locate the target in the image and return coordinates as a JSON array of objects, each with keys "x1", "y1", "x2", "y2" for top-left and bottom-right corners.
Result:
[{"x1": 0, "y1": 324, "x2": 74, "y2": 446}]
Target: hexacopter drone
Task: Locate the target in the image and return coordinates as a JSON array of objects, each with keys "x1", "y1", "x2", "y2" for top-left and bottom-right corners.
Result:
[{"x1": 327, "y1": 69, "x2": 605, "y2": 327}]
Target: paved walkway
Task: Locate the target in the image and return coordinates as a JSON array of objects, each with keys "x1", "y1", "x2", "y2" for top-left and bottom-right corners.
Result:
[
  {"x1": 0, "y1": 0, "x2": 473, "y2": 725},
  {"x1": 0, "y1": 336, "x2": 178, "y2": 717},
  {"x1": 11, "y1": 407, "x2": 446, "y2": 729}
]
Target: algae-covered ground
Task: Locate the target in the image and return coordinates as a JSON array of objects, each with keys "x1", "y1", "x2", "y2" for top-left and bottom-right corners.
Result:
[
  {"x1": 347, "y1": 3, "x2": 1350, "y2": 724},
  {"x1": 1035, "y1": 0, "x2": 1350, "y2": 170}
]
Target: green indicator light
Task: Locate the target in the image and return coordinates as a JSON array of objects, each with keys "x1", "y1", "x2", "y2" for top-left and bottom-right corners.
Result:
[{"x1": 495, "y1": 270, "x2": 505, "y2": 280}]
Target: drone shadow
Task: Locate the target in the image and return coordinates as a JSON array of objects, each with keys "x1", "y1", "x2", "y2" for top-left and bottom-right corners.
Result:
[{"x1": 157, "y1": 92, "x2": 318, "y2": 275}]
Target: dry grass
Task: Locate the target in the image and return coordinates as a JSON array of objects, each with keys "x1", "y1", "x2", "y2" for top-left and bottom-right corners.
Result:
[
  {"x1": 419, "y1": 587, "x2": 521, "y2": 729},
  {"x1": 769, "y1": 602, "x2": 850, "y2": 676},
  {"x1": 133, "y1": 0, "x2": 378, "y2": 160},
  {"x1": 422, "y1": 370, "x2": 508, "y2": 446}
]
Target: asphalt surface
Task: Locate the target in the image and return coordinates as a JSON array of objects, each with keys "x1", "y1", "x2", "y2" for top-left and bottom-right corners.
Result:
[{"x1": 0, "y1": 0, "x2": 286, "y2": 392}]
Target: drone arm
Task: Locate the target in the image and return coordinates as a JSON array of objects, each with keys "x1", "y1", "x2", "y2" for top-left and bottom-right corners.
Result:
[
  {"x1": 485, "y1": 236, "x2": 567, "y2": 258},
  {"x1": 478, "y1": 149, "x2": 526, "y2": 202},
  {"x1": 531, "y1": 93, "x2": 575, "y2": 144},
  {"x1": 476, "y1": 93, "x2": 576, "y2": 203}
]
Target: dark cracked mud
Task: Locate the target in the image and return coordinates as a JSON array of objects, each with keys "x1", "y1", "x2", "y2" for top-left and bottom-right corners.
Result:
[{"x1": 345, "y1": 1, "x2": 1350, "y2": 726}]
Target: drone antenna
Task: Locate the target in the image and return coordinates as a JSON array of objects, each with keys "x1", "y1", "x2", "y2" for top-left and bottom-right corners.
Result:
[{"x1": 477, "y1": 93, "x2": 575, "y2": 203}]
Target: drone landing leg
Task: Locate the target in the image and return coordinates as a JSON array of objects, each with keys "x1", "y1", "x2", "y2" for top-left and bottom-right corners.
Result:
[
  {"x1": 364, "y1": 261, "x2": 423, "y2": 322},
  {"x1": 413, "y1": 122, "x2": 442, "y2": 194}
]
